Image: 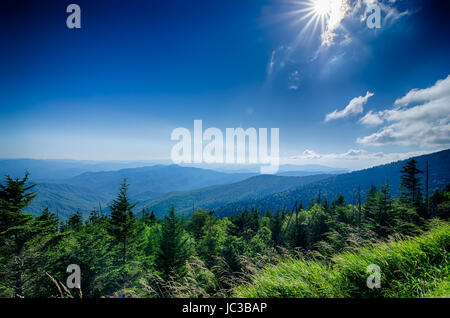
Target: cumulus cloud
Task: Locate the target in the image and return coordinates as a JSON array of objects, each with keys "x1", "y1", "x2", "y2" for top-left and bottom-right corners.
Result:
[
  {"x1": 394, "y1": 75, "x2": 450, "y2": 106},
  {"x1": 294, "y1": 149, "x2": 323, "y2": 160},
  {"x1": 359, "y1": 110, "x2": 384, "y2": 126},
  {"x1": 325, "y1": 91, "x2": 374, "y2": 122},
  {"x1": 321, "y1": 0, "x2": 410, "y2": 47},
  {"x1": 357, "y1": 75, "x2": 450, "y2": 147},
  {"x1": 321, "y1": 0, "x2": 350, "y2": 47}
]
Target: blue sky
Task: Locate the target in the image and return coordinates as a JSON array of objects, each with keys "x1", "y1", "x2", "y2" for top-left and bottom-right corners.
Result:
[{"x1": 0, "y1": 0, "x2": 449, "y2": 169}]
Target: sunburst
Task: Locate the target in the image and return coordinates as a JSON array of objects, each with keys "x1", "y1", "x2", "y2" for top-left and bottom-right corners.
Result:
[
  {"x1": 313, "y1": 0, "x2": 334, "y2": 16},
  {"x1": 292, "y1": 0, "x2": 344, "y2": 40}
]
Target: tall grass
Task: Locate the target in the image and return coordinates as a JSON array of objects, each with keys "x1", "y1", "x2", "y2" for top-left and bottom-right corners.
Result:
[{"x1": 234, "y1": 221, "x2": 449, "y2": 298}]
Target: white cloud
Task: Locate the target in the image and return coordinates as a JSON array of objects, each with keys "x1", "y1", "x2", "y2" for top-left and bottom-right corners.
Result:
[
  {"x1": 325, "y1": 91, "x2": 374, "y2": 122},
  {"x1": 359, "y1": 110, "x2": 384, "y2": 126},
  {"x1": 358, "y1": 75, "x2": 450, "y2": 147},
  {"x1": 321, "y1": 0, "x2": 350, "y2": 47},
  {"x1": 320, "y1": 0, "x2": 410, "y2": 47},
  {"x1": 394, "y1": 75, "x2": 450, "y2": 106},
  {"x1": 295, "y1": 149, "x2": 322, "y2": 159},
  {"x1": 358, "y1": 0, "x2": 409, "y2": 26}
]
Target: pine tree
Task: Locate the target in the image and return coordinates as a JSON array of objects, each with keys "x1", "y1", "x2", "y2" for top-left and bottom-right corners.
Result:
[
  {"x1": 188, "y1": 209, "x2": 213, "y2": 240},
  {"x1": 0, "y1": 173, "x2": 36, "y2": 297},
  {"x1": 270, "y1": 210, "x2": 283, "y2": 247},
  {"x1": 0, "y1": 173, "x2": 36, "y2": 245},
  {"x1": 35, "y1": 207, "x2": 58, "y2": 236},
  {"x1": 108, "y1": 179, "x2": 137, "y2": 264},
  {"x1": 376, "y1": 181, "x2": 395, "y2": 236},
  {"x1": 364, "y1": 185, "x2": 378, "y2": 221},
  {"x1": 400, "y1": 159, "x2": 424, "y2": 206},
  {"x1": 148, "y1": 210, "x2": 157, "y2": 225},
  {"x1": 68, "y1": 211, "x2": 83, "y2": 232},
  {"x1": 332, "y1": 194, "x2": 346, "y2": 208},
  {"x1": 156, "y1": 205, "x2": 190, "y2": 278}
]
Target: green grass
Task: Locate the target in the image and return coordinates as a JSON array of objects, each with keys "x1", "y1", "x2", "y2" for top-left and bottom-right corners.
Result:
[
  {"x1": 234, "y1": 221, "x2": 449, "y2": 298},
  {"x1": 424, "y1": 276, "x2": 450, "y2": 298}
]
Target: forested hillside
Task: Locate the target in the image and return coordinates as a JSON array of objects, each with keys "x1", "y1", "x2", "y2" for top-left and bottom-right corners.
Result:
[
  {"x1": 138, "y1": 174, "x2": 332, "y2": 217},
  {"x1": 216, "y1": 149, "x2": 450, "y2": 217},
  {"x1": 24, "y1": 165, "x2": 255, "y2": 218},
  {"x1": 1, "y1": 153, "x2": 449, "y2": 298}
]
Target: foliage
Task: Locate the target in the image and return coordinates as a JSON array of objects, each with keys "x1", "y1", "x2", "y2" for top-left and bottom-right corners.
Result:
[
  {"x1": 234, "y1": 220, "x2": 449, "y2": 298},
  {"x1": 1, "y1": 158, "x2": 449, "y2": 298}
]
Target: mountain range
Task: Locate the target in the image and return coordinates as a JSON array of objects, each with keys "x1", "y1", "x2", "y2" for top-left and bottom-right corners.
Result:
[
  {"x1": 214, "y1": 149, "x2": 450, "y2": 216},
  {"x1": 1, "y1": 149, "x2": 449, "y2": 220},
  {"x1": 137, "y1": 174, "x2": 333, "y2": 217}
]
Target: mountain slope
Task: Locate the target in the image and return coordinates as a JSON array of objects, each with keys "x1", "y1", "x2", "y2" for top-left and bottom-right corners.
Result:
[
  {"x1": 22, "y1": 165, "x2": 255, "y2": 219},
  {"x1": 138, "y1": 174, "x2": 333, "y2": 216},
  {"x1": 60, "y1": 165, "x2": 255, "y2": 196},
  {"x1": 25, "y1": 183, "x2": 112, "y2": 220},
  {"x1": 215, "y1": 149, "x2": 450, "y2": 216}
]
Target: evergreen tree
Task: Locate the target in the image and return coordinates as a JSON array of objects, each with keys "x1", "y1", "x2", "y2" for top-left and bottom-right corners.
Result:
[
  {"x1": 364, "y1": 185, "x2": 378, "y2": 221},
  {"x1": 35, "y1": 207, "x2": 58, "y2": 236},
  {"x1": 0, "y1": 173, "x2": 36, "y2": 297},
  {"x1": 68, "y1": 211, "x2": 83, "y2": 232},
  {"x1": 108, "y1": 179, "x2": 137, "y2": 264},
  {"x1": 0, "y1": 173, "x2": 36, "y2": 246},
  {"x1": 374, "y1": 181, "x2": 395, "y2": 236},
  {"x1": 188, "y1": 209, "x2": 214, "y2": 240},
  {"x1": 156, "y1": 205, "x2": 190, "y2": 278},
  {"x1": 332, "y1": 194, "x2": 346, "y2": 208},
  {"x1": 400, "y1": 159, "x2": 424, "y2": 206},
  {"x1": 270, "y1": 210, "x2": 283, "y2": 247},
  {"x1": 148, "y1": 210, "x2": 157, "y2": 225}
]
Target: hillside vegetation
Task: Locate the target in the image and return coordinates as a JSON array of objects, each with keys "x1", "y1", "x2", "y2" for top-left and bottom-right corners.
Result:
[
  {"x1": 234, "y1": 221, "x2": 449, "y2": 298},
  {"x1": 138, "y1": 174, "x2": 332, "y2": 216},
  {"x1": 216, "y1": 149, "x2": 450, "y2": 217},
  {"x1": 24, "y1": 165, "x2": 255, "y2": 218},
  {"x1": 1, "y1": 154, "x2": 449, "y2": 298}
]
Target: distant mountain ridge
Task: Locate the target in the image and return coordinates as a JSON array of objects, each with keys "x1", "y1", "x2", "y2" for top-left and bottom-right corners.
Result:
[
  {"x1": 214, "y1": 149, "x2": 450, "y2": 217},
  {"x1": 57, "y1": 165, "x2": 256, "y2": 196},
  {"x1": 7, "y1": 150, "x2": 449, "y2": 220},
  {"x1": 23, "y1": 165, "x2": 256, "y2": 219},
  {"x1": 0, "y1": 159, "x2": 166, "y2": 180},
  {"x1": 137, "y1": 174, "x2": 333, "y2": 217},
  {"x1": 0, "y1": 158, "x2": 348, "y2": 180}
]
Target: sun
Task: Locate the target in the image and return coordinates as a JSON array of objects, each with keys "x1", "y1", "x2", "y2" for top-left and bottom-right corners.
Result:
[
  {"x1": 313, "y1": 0, "x2": 333, "y2": 16},
  {"x1": 289, "y1": 0, "x2": 345, "y2": 42}
]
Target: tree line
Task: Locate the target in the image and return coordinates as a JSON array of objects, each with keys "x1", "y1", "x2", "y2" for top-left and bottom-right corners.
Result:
[{"x1": 0, "y1": 159, "x2": 449, "y2": 297}]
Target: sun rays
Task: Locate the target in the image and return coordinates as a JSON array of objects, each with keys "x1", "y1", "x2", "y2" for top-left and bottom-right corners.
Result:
[{"x1": 289, "y1": 0, "x2": 346, "y2": 45}]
